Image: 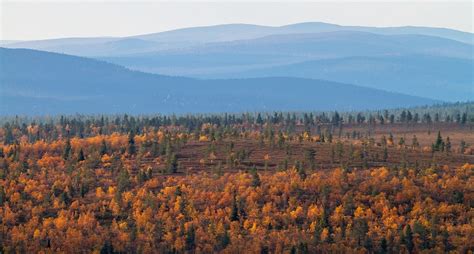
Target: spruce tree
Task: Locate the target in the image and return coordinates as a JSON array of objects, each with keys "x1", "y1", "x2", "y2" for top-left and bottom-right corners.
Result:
[
  {"x1": 63, "y1": 139, "x2": 72, "y2": 160},
  {"x1": 297, "y1": 161, "x2": 306, "y2": 180},
  {"x1": 304, "y1": 148, "x2": 316, "y2": 170},
  {"x1": 0, "y1": 185, "x2": 5, "y2": 206},
  {"x1": 99, "y1": 139, "x2": 108, "y2": 156},
  {"x1": 127, "y1": 131, "x2": 136, "y2": 156},
  {"x1": 445, "y1": 137, "x2": 451, "y2": 153},
  {"x1": 433, "y1": 131, "x2": 443, "y2": 152},
  {"x1": 250, "y1": 165, "x2": 261, "y2": 187},
  {"x1": 77, "y1": 148, "x2": 85, "y2": 162},
  {"x1": 404, "y1": 225, "x2": 414, "y2": 253},
  {"x1": 230, "y1": 194, "x2": 239, "y2": 221},
  {"x1": 185, "y1": 226, "x2": 196, "y2": 251},
  {"x1": 117, "y1": 168, "x2": 130, "y2": 193},
  {"x1": 380, "y1": 238, "x2": 388, "y2": 254},
  {"x1": 460, "y1": 140, "x2": 467, "y2": 154},
  {"x1": 167, "y1": 153, "x2": 178, "y2": 174}
]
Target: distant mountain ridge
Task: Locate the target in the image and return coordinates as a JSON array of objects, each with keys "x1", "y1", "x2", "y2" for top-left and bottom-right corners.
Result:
[
  {"x1": 99, "y1": 31, "x2": 473, "y2": 101},
  {"x1": 2, "y1": 22, "x2": 473, "y2": 57},
  {"x1": 0, "y1": 48, "x2": 439, "y2": 115},
  {"x1": 162, "y1": 54, "x2": 474, "y2": 102},
  {"x1": 2, "y1": 22, "x2": 472, "y2": 104},
  {"x1": 133, "y1": 22, "x2": 474, "y2": 45}
]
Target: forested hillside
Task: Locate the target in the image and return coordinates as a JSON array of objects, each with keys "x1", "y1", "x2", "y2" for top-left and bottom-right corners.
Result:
[
  {"x1": 0, "y1": 104, "x2": 473, "y2": 253},
  {"x1": 0, "y1": 48, "x2": 438, "y2": 115}
]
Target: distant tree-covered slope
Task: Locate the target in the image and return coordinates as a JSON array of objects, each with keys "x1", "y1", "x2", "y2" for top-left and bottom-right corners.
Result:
[
  {"x1": 0, "y1": 48, "x2": 439, "y2": 115},
  {"x1": 100, "y1": 32, "x2": 473, "y2": 102},
  {"x1": 3, "y1": 22, "x2": 473, "y2": 57},
  {"x1": 190, "y1": 55, "x2": 473, "y2": 102}
]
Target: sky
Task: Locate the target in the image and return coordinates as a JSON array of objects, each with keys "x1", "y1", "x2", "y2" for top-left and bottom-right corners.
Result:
[{"x1": 0, "y1": 0, "x2": 473, "y2": 41}]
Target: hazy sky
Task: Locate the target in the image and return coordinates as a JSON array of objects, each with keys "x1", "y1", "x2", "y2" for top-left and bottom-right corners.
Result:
[{"x1": 1, "y1": 0, "x2": 472, "y2": 40}]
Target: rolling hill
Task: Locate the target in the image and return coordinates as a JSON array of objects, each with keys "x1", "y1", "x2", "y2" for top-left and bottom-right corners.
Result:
[
  {"x1": 186, "y1": 55, "x2": 474, "y2": 102},
  {"x1": 2, "y1": 22, "x2": 473, "y2": 57},
  {"x1": 99, "y1": 32, "x2": 473, "y2": 101},
  {"x1": 0, "y1": 48, "x2": 439, "y2": 115},
  {"x1": 2, "y1": 23, "x2": 472, "y2": 103}
]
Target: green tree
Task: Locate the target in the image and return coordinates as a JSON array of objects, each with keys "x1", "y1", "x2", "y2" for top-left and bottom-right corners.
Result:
[
  {"x1": 411, "y1": 135, "x2": 419, "y2": 149},
  {"x1": 3, "y1": 126, "x2": 14, "y2": 145},
  {"x1": 336, "y1": 142, "x2": 344, "y2": 162},
  {"x1": 77, "y1": 148, "x2": 85, "y2": 162},
  {"x1": 63, "y1": 139, "x2": 72, "y2": 160},
  {"x1": 296, "y1": 161, "x2": 306, "y2": 180},
  {"x1": 99, "y1": 139, "x2": 108, "y2": 156},
  {"x1": 0, "y1": 185, "x2": 5, "y2": 206},
  {"x1": 413, "y1": 221, "x2": 429, "y2": 250},
  {"x1": 256, "y1": 113, "x2": 264, "y2": 125},
  {"x1": 230, "y1": 194, "x2": 239, "y2": 222},
  {"x1": 277, "y1": 131, "x2": 285, "y2": 149},
  {"x1": 403, "y1": 225, "x2": 414, "y2": 253},
  {"x1": 398, "y1": 137, "x2": 405, "y2": 147},
  {"x1": 380, "y1": 238, "x2": 388, "y2": 254},
  {"x1": 216, "y1": 231, "x2": 230, "y2": 251},
  {"x1": 460, "y1": 140, "x2": 467, "y2": 153},
  {"x1": 167, "y1": 153, "x2": 178, "y2": 174},
  {"x1": 442, "y1": 229, "x2": 452, "y2": 252},
  {"x1": 433, "y1": 131, "x2": 443, "y2": 152},
  {"x1": 304, "y1": 148, "x2": 316, "y2": 170},
  {"x1": 117, "y1": 168, "x2": 130, "y2": 193},
  {"x1": 127, "y1": 131, "x2": 136, "y2": 156},
  {"x1": 250, "y1": 165, "x2": 261, "y2": 187},
  {"x1": 185, "y1": 225, "x2": 196, "y2": 251},
  {"x1": 352, "y1": 218, "x2": 368, "y2": 246},
  {"x1": 445, "y1": 137, "x2": 451, "y2": 153},
  {"x1": 383, "y1": 147, "x2": 388, "y2": 162}
]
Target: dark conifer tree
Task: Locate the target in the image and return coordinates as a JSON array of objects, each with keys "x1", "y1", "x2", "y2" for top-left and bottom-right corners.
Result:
[
  {"x1": 250, "y1": 165, "x2": 261, "y2": 187},
  {"x1": 403, "y1": 225, "x2": 414, "y2": 253},
  {"x1": 77, "y1": 148, "x2": 85, "y2": 162},
  {"x1": 63, "y1": 139, "x2": 72, "y2": 160},
  {"x1": 127, "y1": 131, "x2": 136, "y2": 156},
  {"x1": 99, "y1": 139, "x2": 108, "y2": 156}
]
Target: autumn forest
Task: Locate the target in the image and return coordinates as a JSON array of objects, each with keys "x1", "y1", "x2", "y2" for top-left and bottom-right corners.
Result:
[{"x1": 0, "y1": 103, "x2": 473, "y2": 253}]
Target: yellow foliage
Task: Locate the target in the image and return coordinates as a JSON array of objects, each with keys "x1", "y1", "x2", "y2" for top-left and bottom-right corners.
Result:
[
  {"x1": 33, "y1": 229, "x2": 41, "y2": 239},
  {"x1": 108, "y1": 186, "x2": 117, "y2": 195},
  {"x1": 303, "y1": 132, "x2": 310, "y2": 141},
  {"x1": 321, "y1": 228, "x2": 329, "y2": 242},
  {"x1": 54, "y1": 212, "x2": 68, "y2": 230},
  {"x1": 290, "y1": 206, "x2": 304, "y2": 220},
  {"x1": 199, "y1": 135, "x2": 209, "y2": 142},
  {"x1": 307, "y1": 204, "x2": 323, "y2": 220},
  {"x1": 96, "y1": 187, "x2": 105, "y2": 198},
  {"x1": 354, "y1": 206, "x2": 365, "y2": 218},
  {"x1": 250, "y1": 222, "x2": 258, "y2": 234}
]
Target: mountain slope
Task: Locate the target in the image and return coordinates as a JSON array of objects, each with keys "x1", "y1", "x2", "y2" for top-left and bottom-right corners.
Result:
[
  {"x1": 189, "y1": 55, "x2": 474, "y2": 102},
  {"x1": 2, "y1": 22, "x2": 473, "y2": 57},
  {"x1": 0, "y1": 48, "x2": 438, "y2": 115},
  {"x1": 101, "y1": 31, "x2": 472, "y2": 74},
  {"x1": 135, "y1": 22, "x2": 474, "y2": 45},
  {"x1": 99, "y1": 32, "x2": 473, "y2": 101}
]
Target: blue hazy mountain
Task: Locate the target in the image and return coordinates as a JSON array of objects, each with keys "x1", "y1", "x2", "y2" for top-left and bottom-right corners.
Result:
[
  {"x1": 0, "y1": 48, "x2": 438, "y2": 115},
  {"x1": 133, "y1": 22, "x2": 474, "y2": 48},
  {"x1": 3, "y1": 22, "x2": 473, "y2": 57},
  {"x1": 101, "y1": 31, "x2": 472, "y2": 72},
  {"x1": 3, "y1": 23, "x2": 472, "y2": 103},
  {"x1": 100, "y1": 32, "x2": 473, "y2": 101},
  {"x1": 184, "y1": 55, "x2": 474, "y2": 102}
]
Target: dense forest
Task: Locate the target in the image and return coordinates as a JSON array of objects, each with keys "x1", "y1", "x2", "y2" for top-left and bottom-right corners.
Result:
[{"x1": 0, "y1": 102, "x2": 473, "y2": 253}]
